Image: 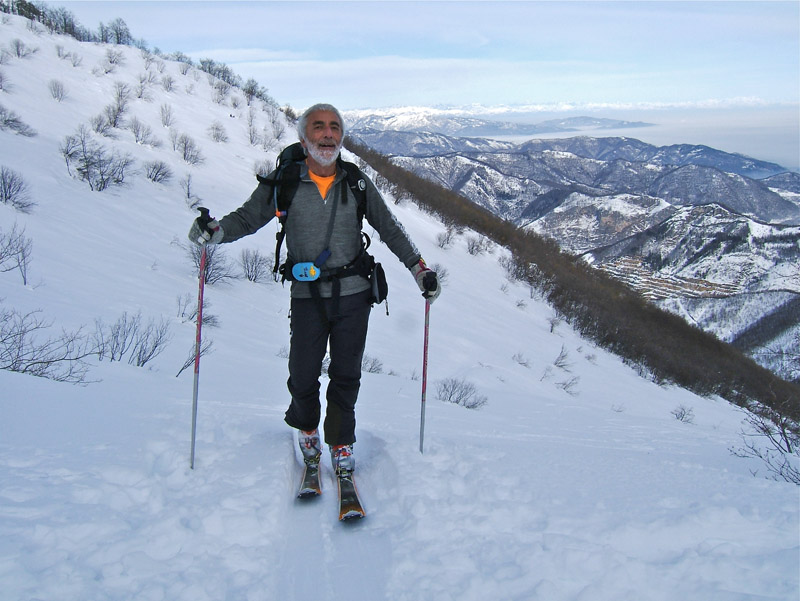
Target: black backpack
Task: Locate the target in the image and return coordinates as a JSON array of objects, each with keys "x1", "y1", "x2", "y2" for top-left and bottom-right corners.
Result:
[{"x1": 255, "y1": 142, "x2": 369, "y2": 280}]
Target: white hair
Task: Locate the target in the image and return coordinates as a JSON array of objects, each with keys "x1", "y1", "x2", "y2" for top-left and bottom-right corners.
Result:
[{"x1": 296, "y1": 103, "x2": 346, "y2": 141}]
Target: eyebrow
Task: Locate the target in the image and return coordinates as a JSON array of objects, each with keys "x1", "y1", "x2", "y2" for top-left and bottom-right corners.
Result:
[{"x1": 312, "y1": 119, "x2": 341, "y2": 128}]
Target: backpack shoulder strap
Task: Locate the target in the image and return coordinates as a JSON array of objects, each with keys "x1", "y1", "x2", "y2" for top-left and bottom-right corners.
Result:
[
  {"x1": 338, "y1": 159, "x2": 368, "y2": 221},
  {"x1": 267, "y1": 143, "x2": 306, "y2": 279}
]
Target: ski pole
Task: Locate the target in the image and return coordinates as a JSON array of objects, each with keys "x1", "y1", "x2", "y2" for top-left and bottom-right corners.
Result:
[
  {"x1": 419, "y1": 300, "x2": 431, "y2": 454},
  {"x1": 190, "y1": 208, "x2": 211, "y2": 469}
]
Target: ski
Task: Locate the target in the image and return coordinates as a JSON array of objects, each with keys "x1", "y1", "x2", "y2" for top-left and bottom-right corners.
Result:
[
  {"x1": 337, "y1": 472, "x2": 366, "y2": 521},
  {"x1": 297, "y1": 461, "x2": 322, "y2": 499}
]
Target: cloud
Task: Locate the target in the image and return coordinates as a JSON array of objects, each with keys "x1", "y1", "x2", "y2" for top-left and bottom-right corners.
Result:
[{"x1": 215, "y1": 52, "x2": 798, "y2": 110}]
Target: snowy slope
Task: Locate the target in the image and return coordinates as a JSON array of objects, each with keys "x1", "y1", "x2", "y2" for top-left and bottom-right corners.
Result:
[{"x1": 0, "y1": 15, "x2": 798, "y2": 601}]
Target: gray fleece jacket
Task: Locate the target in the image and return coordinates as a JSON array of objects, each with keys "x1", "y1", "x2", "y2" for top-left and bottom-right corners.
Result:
[{"x1": 218, "y1": 161, "x2": 421, "y2": 299}]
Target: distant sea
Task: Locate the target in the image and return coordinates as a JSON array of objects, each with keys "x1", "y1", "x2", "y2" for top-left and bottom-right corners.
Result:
[{"x1": 490, "y1": 106, "x2": 799, "y2": 174}]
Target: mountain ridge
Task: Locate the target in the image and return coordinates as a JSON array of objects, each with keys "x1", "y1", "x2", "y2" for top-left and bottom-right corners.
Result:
[{"x1": 350, "y1": 128, "x2": 800, "y2": 381}]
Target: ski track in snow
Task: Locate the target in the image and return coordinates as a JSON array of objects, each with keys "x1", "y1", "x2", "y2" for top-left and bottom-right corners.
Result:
[{"x1": 2, "y1": 369, "x2": 799, "y2": 601}]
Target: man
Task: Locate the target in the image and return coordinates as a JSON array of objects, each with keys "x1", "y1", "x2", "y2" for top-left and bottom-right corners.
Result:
[{"x1": 189, "y1": 103, "x2": 440, "y2": 478}]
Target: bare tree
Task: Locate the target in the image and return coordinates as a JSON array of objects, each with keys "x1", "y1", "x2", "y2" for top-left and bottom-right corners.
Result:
[
  {"x1": 143, "y1": 160, "x2": 172, "y2": 184},
  {"x1": 105, "y1": 18, "x2": 132, "y2": 45},
  {"x1": 9, "y1": 39, "x2": 37, "y2": 58},
  {"x1": 128, "y1": 317, "x2": 171, "y2": 367},
  {"x1": 732, "y1": 401, "x2": 800, "y2": 485},
  {"x1": 176, "y1": 338, "x2": 214, "y2": 377},
  {"x1": 671, "y1": 405, "x2": 695, "y2": 424},
  {"x1": 0, "y1": 104, "x2": 37, "y2": 136},
  {"x1": 553, "y1": 344, "x2": 572, "y2": 372},
  {"x1": 47, "y1": 79, "x2": 67, "y2": 101},
  {"x1": 160, "y1": 103, "x2": 174, "y2": 127},
  {"x1": 188, "y1": 243, "x2": 236, "y2": 285},
  {"x1": 239, "y1": 248, "x2": 271, "y2": 283},
  {"x1": 0, "y1": 166, "x2": 34, "y2": 212},
  {"x1": 435, "y1": 377, "x2": 488, "y2": 409},
  {"x1": 0, "y1": 306, "x2": 95, "y2": 384},
  {"x1": 0, "y1": 222, "x2": 33, "y2": 283},
  {"x1": 180, "y1": 174, "x2": 202, "y2": 209},
  {"x1": 208, "y1": 120, "x2": 228, "y2": 143},
  {"x1": 170, "y1": 131, "x2": 204, "y2": 165},
  {"x1": 60, "y1": 126, "x2": 134, "y2": 191}
]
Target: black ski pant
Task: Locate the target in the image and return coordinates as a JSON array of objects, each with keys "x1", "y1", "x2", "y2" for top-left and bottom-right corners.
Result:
[{"x1": 284, "y1": 289, "x2": 371, "y2": 446}]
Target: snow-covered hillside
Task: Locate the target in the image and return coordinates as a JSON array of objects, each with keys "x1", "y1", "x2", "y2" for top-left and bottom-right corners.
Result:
[{"x1": 0, "y1": 15, "x2": 798, "y2": 601}]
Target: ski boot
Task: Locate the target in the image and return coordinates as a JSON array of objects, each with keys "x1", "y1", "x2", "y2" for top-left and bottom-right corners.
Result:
[
  {"x1": 298, "y1": 428, "x2": 321, "y2": 466},
  {"x1": 330, "y1": 444, "x2": 355, "y2": 477}
]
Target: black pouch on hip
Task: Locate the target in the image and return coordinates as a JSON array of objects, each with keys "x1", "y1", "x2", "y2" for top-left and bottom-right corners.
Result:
[{"x1": 370, "y1": 261, "x2": 388, "y2": 305}]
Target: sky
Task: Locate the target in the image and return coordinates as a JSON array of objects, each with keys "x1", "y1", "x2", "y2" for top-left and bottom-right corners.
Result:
[{"x1": 56, "y1": 0, "x2": 799, "y2": 112}]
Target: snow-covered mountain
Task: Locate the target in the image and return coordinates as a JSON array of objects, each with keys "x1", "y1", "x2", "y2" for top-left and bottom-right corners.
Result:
[
  {"x1": 344, "y1": 106, "x2": 653, "y2": 137},
  {"x1": 351, "y1": 128, "x2": 800, "y2": 381},
  {"x1": 0, "y1": 13, "x2": 798, "y2": 601}
]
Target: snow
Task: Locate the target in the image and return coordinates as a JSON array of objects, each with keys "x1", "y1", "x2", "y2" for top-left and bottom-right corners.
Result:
[{"x1": 0, "y1": 14, "x2": 798, "y2": 601}]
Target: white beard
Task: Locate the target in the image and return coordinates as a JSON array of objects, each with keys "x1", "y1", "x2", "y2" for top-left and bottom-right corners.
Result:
[{"x1": 305, "y1": 140, "x2": 341, "y2": 167}]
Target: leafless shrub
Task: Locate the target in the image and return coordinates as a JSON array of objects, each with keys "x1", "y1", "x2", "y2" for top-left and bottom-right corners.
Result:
[
  {"x1": 671, "y1": 405, "x2": 695, "y2": 424},
  {"x1": 175, "y1": 293, "x2": 218, "y2": 328},
  {"x1": 253, "y1": 159, "x2": 271, "y2": 177},
  {"x1": 175, "y1": 338, "x2": 214, "y2": 377},
  {"x1": 129, "y1": 117, "x2": 160, "y2": 147},
  {"x1": 105, "y1": 48, "x2": 124, "y2": 66},
  {"x1": 142, "y1": 51, "x2": 156, "y2": 69},
  {"x1": 239, "y1": 248, "x2": 271, "y2": 283},
  {"x1": 93, "y1": 311, "x2": 140, "y2": 361},
  {"x1": 128, "y1": 317, "x2": 171, "y2": 367},
  {"x1": 135, "y1": 71, "x2": 158, "y2": 99},
  {"x1": 248, "y1": 124, "x2": 260, "y2": 146},
  {"x1": 466, "y1": 234, "x2": 492, "y2": 256},
  {"x1": 264, "y1": 103, "x2": 285, "y2": 140},
  {"x1": 102, "y1": 82, "x2": 130, "y2": 129},
  {"x1": 556, "y1": 376, "x2": 580, "y2": 396},
  {"x1": 212, "y1": 80, "x2": 230, "y2": 104},
  {"x1": 261, "y1": 126, "x2": 278, "y2": 152},
  {"x1": 180, "y1": 174, "x2": 202, "y2": 209},
  {"x1": 0, "y1": 305, "x2": 95, "y2": 384},
  {"x1": 553, "y1": 344, "x2": 572, "y2": 372},
  {"x1": 512, "y1": 352, "x2": 530, "y2": 368},
  {"x1": 0, "y1": 222, "x2": 33, "y2": 283},
  {"x1": 0, "y1": 69, "x2": 7, "y2": 91},
  {"x1": 188, "y1": 243, "x2": 236, "y2": 285},
  {"x1": 436, "y1": 377, "x2": 488, "y2": 409},
  {"x1": 171, "y1": 131, "x2": 204, "y2": 165},
  {"x1": 48, "y1": 79, "x2": 67, "y2": 101},
  {"x1": 60, "y1": 125, "x2": 134, "y2": 191},
  {"x1": 160, "y1": 103, "x2": 174, "y2": 127},
  {"x1": 161, "y1": 75, "x2": 175, "y2": 92},
  {"x1": 436, "y1": 227, "x2": 457, "y2": 249},
  {"x1": 93, "y1": 311, "x2": 171, "y2": 367},
  {"x1": 362, "y1": 354, "x2": 384, "y2": 374},
  {"x1": 731, "y1": 401, "x2": 799, "y2": 485},
  {"x1": 0, "y1": 166, "x2": 34, "y2": 212},
  {"x1": 9, "y1": 39, "x2": 37, "y2": 58},
  {"x1": 208, "y1": 120, "x2": 228, "y2": 143},
  {"x1": 144, "y1": 160, "x2": 172, "y2": 184},
  {"x1": 0, "y1": 103, "x2": 36, "y2": 136}
]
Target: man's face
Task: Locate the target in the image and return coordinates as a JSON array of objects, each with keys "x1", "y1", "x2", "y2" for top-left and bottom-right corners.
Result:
[{"x1": 301, "y1": 110, "x2": 343, "y2": 167}]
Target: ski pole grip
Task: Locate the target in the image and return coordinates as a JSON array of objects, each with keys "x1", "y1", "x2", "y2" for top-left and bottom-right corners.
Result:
[
  {"x1": 197, "y1": 206, "x2": 211, "y2": 224},
  {"x1": 422, "y1": 271, "x2": 437, "y2": 292}
]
